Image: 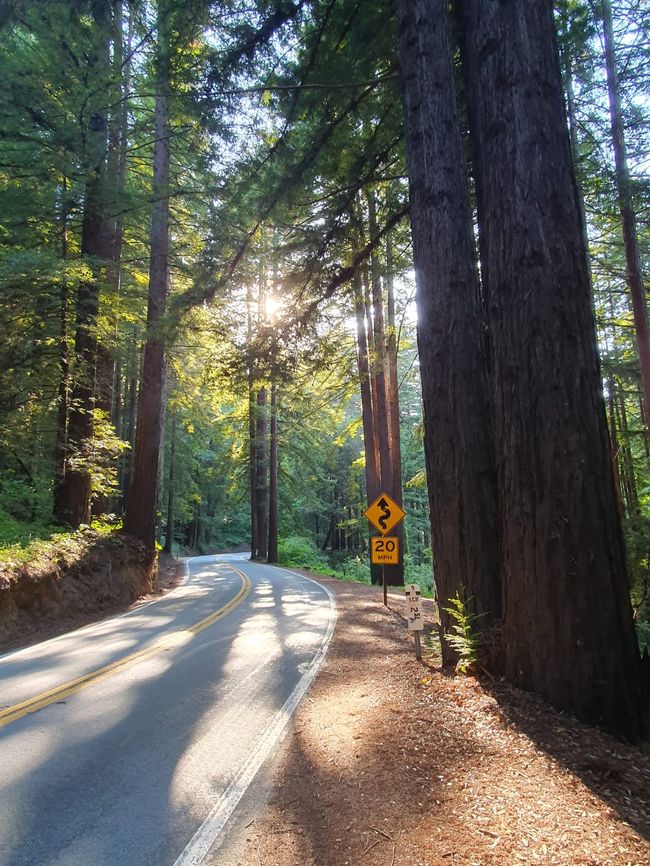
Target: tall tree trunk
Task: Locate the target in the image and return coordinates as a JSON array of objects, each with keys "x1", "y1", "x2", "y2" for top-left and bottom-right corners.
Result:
[
  {"x1": 366, "y1": 190, "x2": 392, "y2": 496},
  {"x1": 57, "y1": 1, "x2": 112, "y2": 526},
  {"x1": 459, "y1": 0, "x2": 645, "y2": 738},
  {"x1": 362, "y1": 263, "x2": 381, "y2": 489},
  {"x1": 93, "y1": 0, "x2": 132, "y2": 518},
  {"x1": 398, "y1": 0, "x2": 502, "y2": 656},
  {"x1": 601, "y1": 0, "x2": 650, "y2": 422},
  {"x1": 123, "y1": 3, "x2": 170, "y2": 554},
  {"x1": 353, "y1": 270, "x2": 381, "y2": 583},
  {"x1": 384, "y1": 236, "x2": 404, "y2": 586},
  {"x1": 164, "y1": 409, "x2": 176, "y2": 554},
  {"x1": 617, "y1": 388, "x2": 640, "y2": 515},
  {"x1": 53, "y1": 180, "x2": 70, "y2": 522},
  {"x1": 254, "y1": 387, "x2": 268, "y2": 560},
  {"x1": 361, "y1": 261, "x2": 384, "y2": 586},
  {"x1": 247, "y1": 276, "x2": 258, "y2": 558},
  {"x1": 267, "y1": 382, "x2": 278, "y2": 563},
  {"x1": 119, "y1": 326, "x2": 139, "y2": 508},
  {"x1": 606, "y1": 375, "x2": 624, "y2": 516},
  {"x1": 561, "y1": 38, "x2": 592, "y2": 281}
]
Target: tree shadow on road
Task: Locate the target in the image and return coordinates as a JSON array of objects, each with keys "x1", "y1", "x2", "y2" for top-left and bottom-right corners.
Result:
[{"x1": 243, "y1": 578, "x2": 650, "y2": 866}]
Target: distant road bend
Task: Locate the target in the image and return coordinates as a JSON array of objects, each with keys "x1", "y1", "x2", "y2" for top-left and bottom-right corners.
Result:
[{"x1": 0, "y1": 554, "x2": 335, "y2": 866}]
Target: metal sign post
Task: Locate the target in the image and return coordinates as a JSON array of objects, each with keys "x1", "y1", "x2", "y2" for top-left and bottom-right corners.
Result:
[
  {"x1": 406, "y1": 584, "x2": 424, "y2": 660},
  {"x1": 364, "y1": 492, "x2": 405, "y2": 607}
]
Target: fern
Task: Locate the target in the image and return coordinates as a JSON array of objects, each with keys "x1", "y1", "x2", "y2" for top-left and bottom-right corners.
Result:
[{"x1": 443, "y1": 591, "x2": 482, "y2": 673}]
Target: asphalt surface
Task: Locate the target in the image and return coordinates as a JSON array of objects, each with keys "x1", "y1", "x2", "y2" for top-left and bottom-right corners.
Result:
[{"x1": 0, "y1": 554, "x2": 335, "y2": 866}]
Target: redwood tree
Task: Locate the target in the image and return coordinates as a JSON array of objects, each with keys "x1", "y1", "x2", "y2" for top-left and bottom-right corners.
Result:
[
  {"x1": 55, "y1": 0, "x2": 112, "y2": 526},
  {"x1": 397, "y1": 0, "x2": 502, "y2": 655},
  {"x1": 458, "y1": 0, "x2": 646, "y2": 738},
  {"x1": 123, "y1": 0, "x2": 171, "y2": 552},
  {"x1": 600, "y1": 0, "x2": 650, "y2": 419}
]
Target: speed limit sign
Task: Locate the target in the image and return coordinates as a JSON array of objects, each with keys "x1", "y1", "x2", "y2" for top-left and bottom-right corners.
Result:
[{"x1": 370, "y1": 536, "x2": 399, "y2": 564}]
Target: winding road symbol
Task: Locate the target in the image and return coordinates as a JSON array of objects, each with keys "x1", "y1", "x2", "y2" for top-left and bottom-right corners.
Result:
[
  {"x1": 364, "y1": 492, "x2": 405, "y2": 536},
  {"x1": 377, "y1": 498, "x2": 391, "y2": 532}
]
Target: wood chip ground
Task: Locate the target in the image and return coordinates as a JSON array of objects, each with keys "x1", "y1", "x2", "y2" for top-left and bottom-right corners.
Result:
[{"x1": 235, "y1": 577, "x2": 650, "y2": 866}]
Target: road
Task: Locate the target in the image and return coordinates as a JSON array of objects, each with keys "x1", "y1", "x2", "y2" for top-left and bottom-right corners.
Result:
[{"x1": 0, "y1": 554, "x2": 335, "y2": 866}]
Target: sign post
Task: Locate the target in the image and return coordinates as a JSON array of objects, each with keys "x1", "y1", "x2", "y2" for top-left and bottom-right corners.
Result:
[
  {"x1": 406, "y1": 583, "x2": 424, "y2": 660},
  {"x1": 364, "y1": 492, "x2": 406, "y2": 606}
]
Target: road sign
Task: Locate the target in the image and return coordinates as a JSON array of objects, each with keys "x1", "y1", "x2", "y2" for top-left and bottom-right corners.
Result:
[
  {"x1": 406, "y1": 584, "x2": 424, "y2": 632},
  {"x1": 364, "y1": 492, "x2": 405, "y2": 536},
  {"x1": 370, "y1": 536, "x2": 399, "y2": 565}
]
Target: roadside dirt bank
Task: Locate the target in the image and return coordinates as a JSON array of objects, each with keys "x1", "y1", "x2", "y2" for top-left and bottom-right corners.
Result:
[
  {"x1": 0, "y1": 538, "x2": 183, "y2": 654},
  {"x1": 235, "y1": 576, "x2": 650, "y2": 866}
]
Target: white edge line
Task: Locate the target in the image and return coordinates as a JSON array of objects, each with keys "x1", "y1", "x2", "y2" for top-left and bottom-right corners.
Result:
[
  {"x1": 172, "y1": 570, "x2": 336, "y2": 866},
  {"x1": 0, "y1": 553, "x2": 246, "y2": 663}
]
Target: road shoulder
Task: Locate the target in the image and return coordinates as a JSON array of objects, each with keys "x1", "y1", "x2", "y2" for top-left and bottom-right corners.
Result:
[{"x1": 226, "y1": 577, "x2": 650, "y2": 866}]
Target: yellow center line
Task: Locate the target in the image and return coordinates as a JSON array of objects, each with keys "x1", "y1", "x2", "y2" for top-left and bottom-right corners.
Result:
[{"x1": 0, "y1": 566, "x2": 252, "y2": 729}]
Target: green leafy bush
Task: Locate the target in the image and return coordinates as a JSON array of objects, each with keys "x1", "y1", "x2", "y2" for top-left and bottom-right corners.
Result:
[
  {"x1": 278, "y1": 536, "x2": 329, "y2": 570},
  {"x1": 338, "y1": 555, "x2": 371, "y2": 584},
  {"x1": 404, "y1": 551, "x2": 434, "y2": 594}
]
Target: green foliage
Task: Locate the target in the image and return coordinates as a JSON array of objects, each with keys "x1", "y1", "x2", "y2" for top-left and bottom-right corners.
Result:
[
  {"x1": 443, "y1": 591, "x2": 482, "y2": 674},
  {"x1": 0, "y1": 510, "x2": 62, "y2": 550},
  {"x1": 278, "y1": 536, "x2": 329, "y2": 571},
  {"x1": 337, "y1": 554, "x2": 371, "y2": 584},
  {"x1": 67, "y1": 410, "x2": 130, "y2": 502},
  {"x1": 0, "y1": 515, "x2": 117, "y2": 566},
  {"x1": 404, "y1": 550, "x2": 434, "y2": 594}
]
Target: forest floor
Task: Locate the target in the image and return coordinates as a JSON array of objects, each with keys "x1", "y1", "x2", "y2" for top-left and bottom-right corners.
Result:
[{"x1": 235, "y1": 575, "x2": 650, "y2": 866}]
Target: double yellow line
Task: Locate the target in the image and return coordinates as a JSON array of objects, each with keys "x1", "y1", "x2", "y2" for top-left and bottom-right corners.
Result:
[{"x1": 0, "y1": 566, "x2": 251, "y2": 730}]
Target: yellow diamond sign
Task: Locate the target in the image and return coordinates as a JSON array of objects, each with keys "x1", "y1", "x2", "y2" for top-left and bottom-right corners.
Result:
[{"x1": 364, "y1": 492, "x2": 405, "y2": 536}]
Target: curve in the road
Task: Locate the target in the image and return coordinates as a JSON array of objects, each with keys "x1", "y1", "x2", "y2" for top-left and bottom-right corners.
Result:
[
  {"x1": 0, "y1": 567, "x2": 251, "y2": 729},
  {"x1": 0, "y1": 555, "x2": 336, "y2": 866},
  {"x1": 173, "y1": 567, "x2": 335, "y2": 866}
]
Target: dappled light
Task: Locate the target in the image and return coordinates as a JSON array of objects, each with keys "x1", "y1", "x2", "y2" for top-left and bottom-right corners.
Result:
[{"x1": 0, "y1": 0, "x2": 648, "y2": 863}]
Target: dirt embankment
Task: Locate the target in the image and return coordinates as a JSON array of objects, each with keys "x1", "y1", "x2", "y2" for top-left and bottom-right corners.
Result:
[{"x1": 0, "y1": 529, "x2": 159, "y2": 652}]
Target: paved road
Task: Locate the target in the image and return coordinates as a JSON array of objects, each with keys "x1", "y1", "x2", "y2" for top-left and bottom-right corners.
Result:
[{"x1": 0, "y1": 554, "x2": 335, "y2": 866}]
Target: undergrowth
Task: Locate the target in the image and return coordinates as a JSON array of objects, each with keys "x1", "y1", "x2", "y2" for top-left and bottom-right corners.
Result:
[
  {"x1": 443, "y1": 591, "x2": 482, "y2": 673},
  {"x1": 0, "y1": 516, "x2": 120, "y2": 570},
  {"x1": 277, "y1": 535, "x2": 435, "y2": 595}
]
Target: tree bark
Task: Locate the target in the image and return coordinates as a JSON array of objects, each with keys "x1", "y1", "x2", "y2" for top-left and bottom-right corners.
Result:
[
  {"x1": 601, "y1": 0, "x2": 650, "y2": 422},
  {"x1": 53, "y1": 180, "x2": 70, "y2": 522},
  {"x1": 267, "y1": 382, "x2": 278, "y2": 563},
  {"x1": 398, "y1": 0, "x2": 502, "y2": 655},
  {"x1": 353, "y1": 269, "x2": 381, "y2": 580},
  {"x1": 247, "y1": 278, "x2": 258, "y2": 558},
  {"x1": 164, "y1": 409, "x2": 176, "y2": 554},
  {"x1": 254, "y1": 386, "x2": 268, "y2": 560},
  {"x1": 123, "y1": 2, "x2": 170, "y2": 553},
  {"x1": 57, "y1": 1, "x2": 112, "y2": 526},
  {"x1": 119, "y1": 326, "x2": 139, "y2": 507},
  {"x1": 384, "y1": 235, "x2": 405, "y2": 586},
  {"x1": 366, "y1": 190, "x2": 392, "y2": 496},
  {"x1": 459, "y1": 0, "x2": 645, "y2": 738},
  {"x1": 95, "y1": 0, "x2": 129, "y2": 419}
]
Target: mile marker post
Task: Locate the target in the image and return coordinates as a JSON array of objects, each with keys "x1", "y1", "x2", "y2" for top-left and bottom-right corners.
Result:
[{"x1": 406, "y1": 584, "x2": 424, "y2": 660}]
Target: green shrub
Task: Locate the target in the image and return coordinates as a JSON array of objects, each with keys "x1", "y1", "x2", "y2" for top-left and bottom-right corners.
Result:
[
  {"x1": 278, "y1": 536, "x2": 329, "y2": 570},
  {"x1": 338, "y1": 555, "x2": 371, "y2": 584},
  {"x1": 404, "y1": 552, "x2": 434, "y2": 594}
]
